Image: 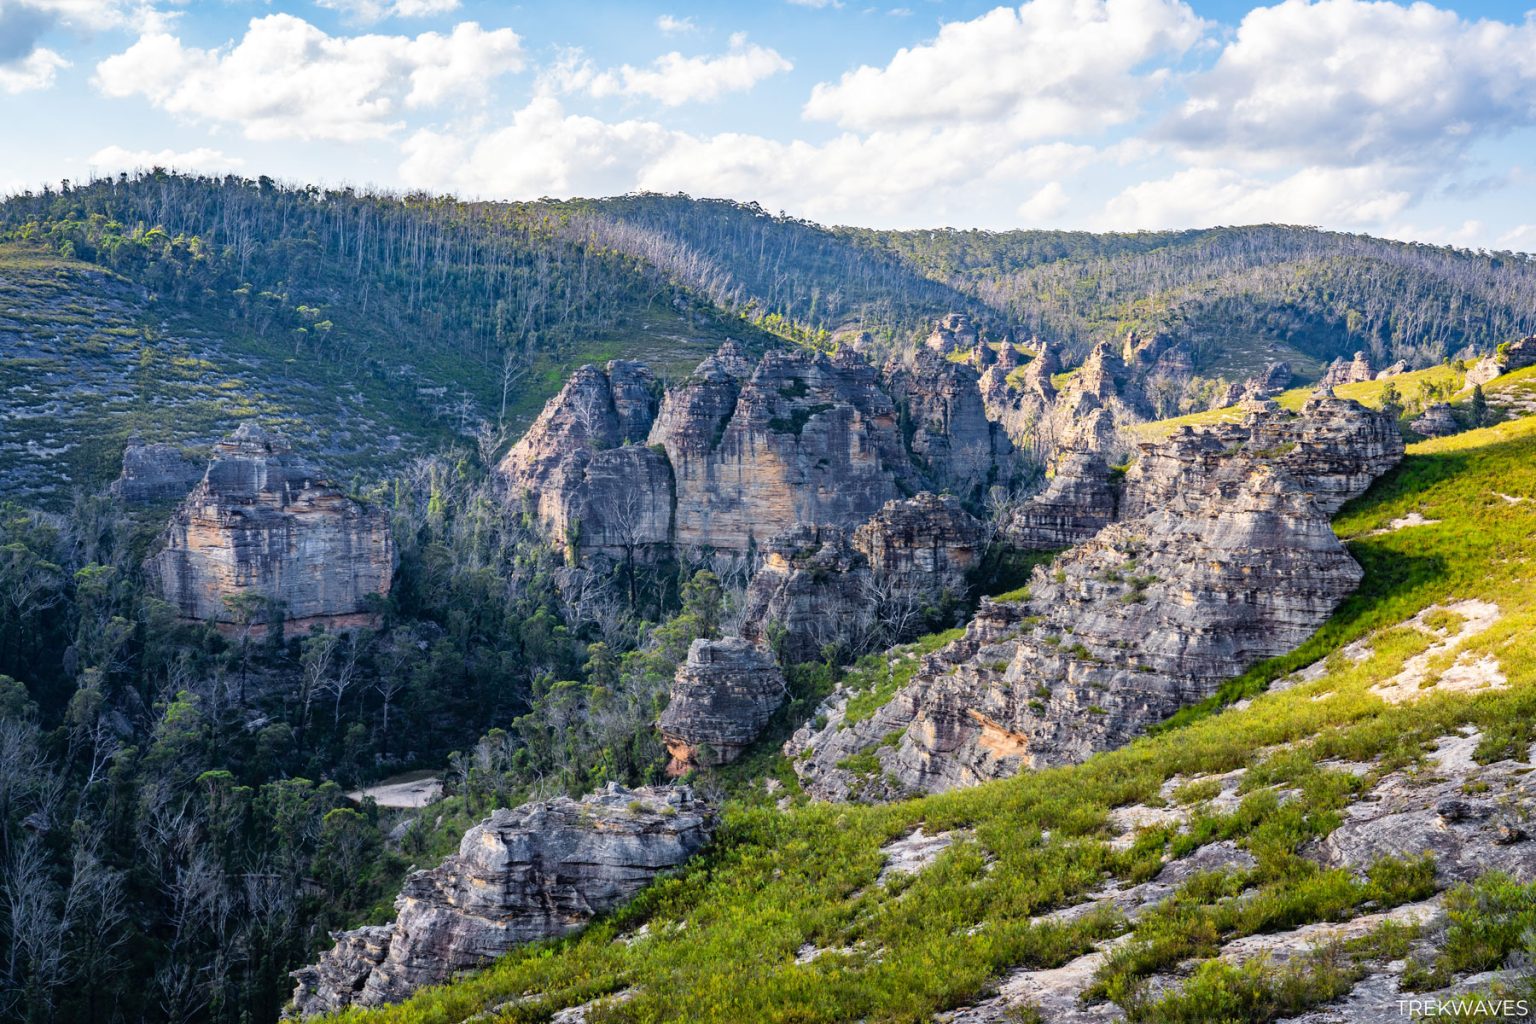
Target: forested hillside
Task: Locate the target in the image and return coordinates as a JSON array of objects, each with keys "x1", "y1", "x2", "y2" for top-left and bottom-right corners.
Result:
[
  {"x1": 5, "y1": 175, "x2": 1536, "y2": 503},
  {"x1": 841, "y1": 224, "x2": 1536, "y2": 377}
]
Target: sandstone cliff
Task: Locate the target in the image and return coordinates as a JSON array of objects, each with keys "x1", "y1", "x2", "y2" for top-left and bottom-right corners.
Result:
[
  {"x1": 883, "y1": 348, "x2": 1016, "y2": 502},
  {"x1": 786, "y1": 398, "x2": 1402, "y2": 802},
  {"x1": 498, "y1": 361, "x2": 670, "y2": 558},
  {"x1": 148, "y1": 424, "x2": 393, "y2": 631},
  {"x1": 289, "y1": 784, "x2": 714, "y2": 1016},
  {"x1": 658, "y1": 637, "x2": 786, "y2": 772},
  {"x1": 739, "y1": 494, "x2": 981, "y2": 662},
  {"x1": 651, "y1": 347, "x2": 916, "y2": 554},
  {"x1": 111, "y1": 441, "x2": 204, "y2": 504}
]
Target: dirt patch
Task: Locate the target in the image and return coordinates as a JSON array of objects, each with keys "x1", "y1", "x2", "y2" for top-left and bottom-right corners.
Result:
[{"x1": 347, "y1": 770, "x2": 443, "y2": 808}]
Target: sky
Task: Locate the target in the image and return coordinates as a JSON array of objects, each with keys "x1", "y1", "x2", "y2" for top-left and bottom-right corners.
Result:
[{"x1": 2, "y1": 0, "x2": 1535, "y2": 249}]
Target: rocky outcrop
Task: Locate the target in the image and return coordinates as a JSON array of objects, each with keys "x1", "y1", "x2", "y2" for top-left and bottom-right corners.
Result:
[
  {"x1": 740, "y1": 529, "x2": 874, "y2": 664},
  {"x1": 1409, "y1": 403, "x2": 1459, "y2": 437},
  {"x1": 1318, "y1": 351, "x2": 1376, "y2": 389},
  {"x1": 1005, "y1": 450, "x2": 1118, "y2": 550},
  {"x1": 924, "y1": 313, "x2": 979, "y2": 354},
  {"x1": 1121, "y1": 393, "x2": 1403, "y2": 519},
  {"x1": 883, "y1": 349, "x2": 1016, "y2": 501},
  {"x1": 1375, "y1": 359, "x2": 1409, "y2": 379},
  {"x1": 111, "y1": 441, "x2": 203, "y2": 504},
  {"x1": 650, "y1": 347, "x2": 916, "y2": 554},
  {"x1": 1214, "y1": 360, "x2": 1294, "y2": 408},
  {"x1": 739, "y1": 494, "x2": 981, "y2": 663},
  {"x1": 499, "y1": 361, "x2": 670, "y2": 558},
  {"x1": 289, "y1": 785, "x2": 714, "y2": 1016},
  {"x1": 851, "y1": 492, "x2": 982, "y2": 583},
  {"x1": 787, "y1": 399, "x2": 1402, "y2": 802},
  {"x1": 1466, "y1": 334, "x2": 1536, "y2": 388},
  {"x1": 658, "y1": 638, "x2": 786, "y2": 772},
  {"x1": 147, "y1": 424, "x2": 392, "y2": 632}
]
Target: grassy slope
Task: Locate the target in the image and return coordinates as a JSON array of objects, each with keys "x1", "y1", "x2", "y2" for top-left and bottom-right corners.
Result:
[
  {"x1": 0, "y1": 242, "x2": 753, "y2": 503},
  {"x1": 324, "y1": 414, "x2": 1536, "y2": 1024},
  {"x1": 1133, "y1": 363, "x2": 1467, "y2": 439}
]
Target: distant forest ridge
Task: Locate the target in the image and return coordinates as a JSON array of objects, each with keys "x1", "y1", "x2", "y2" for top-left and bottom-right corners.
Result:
[{"x1": 5, "y1": 173, "x2": 1536, "y2": 380}]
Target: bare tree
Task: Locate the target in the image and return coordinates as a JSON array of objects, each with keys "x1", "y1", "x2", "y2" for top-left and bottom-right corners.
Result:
[{"x1": 318, "y1": 632, "x2": 367, "y2": 726}]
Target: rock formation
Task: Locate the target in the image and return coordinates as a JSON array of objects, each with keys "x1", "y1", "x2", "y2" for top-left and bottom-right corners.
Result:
[
  {"x1": 1212, "y1": 360, "x2": 1293, "y2": 409},
  {"x1": 1318, "y1": 351, "x2": 1376, "y2": 389},
  {"x1": 289, "y1": 784, "x2": 714, "y2": 1016},
  {"x1": 787, "y1": 398, "x2": 1402, "y2": 802},
  {"x1": 1466, "y1": 334, "x2": 1536, "y2": 388},
  {"x1": 658, "y1": 638, "x2": 786, "y2": 772},
  {"x1": 499, "y1": 361, "x2": 670, "y2": 558},
  {"x1": 740, "y1": 529, "x2": 875, "y2": 663},
  {"x1": 739, "y1": 494, "x2": 982, "y2": 663},
  {"x1": 1004, "y1": 450, "x2": 1118, "y2": 550},
  {"x1": 923, "y1": 313, "x2": 978, "y2": 354},
  {"x1": 148, "y1": 424, "x2": 393, "y2": 632},
  {"x1": 111, "y1": 441, "x2": 203, "y2": 504},
  {"x1": 883, "y1": 348, "x2": 1016, "y2": 501},
  {"x1": 651, "y1": 347, "x2": 916, "y2": 554},
  {"x1": 1410, "y1": 403, "x2": 1459, "y2": 437}
]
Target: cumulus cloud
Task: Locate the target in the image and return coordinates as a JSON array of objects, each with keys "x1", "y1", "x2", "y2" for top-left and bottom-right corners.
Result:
[
  {"x1": 318, "y1": 0, "x2": 461, "y2": 23},
  {"x1": 804, "y1": 0, "x2": 1207, "y2": 139},
  {"x1": 87, "y1": 144, "x2": 246, "y2": 174},
  {"x1": 1103, "y1": 164, "x2": 1415, "y2": 229},
  {"x1": 93, "y1": 14, "x2": 523, "y2": 141},
  {"x1": 0, "y1": 47, "x2": 68, "y2": 94},
  {"x1": 1163, "y1": 0, "x2": 1536, "y2": 170},
  {"x1": 656, "y1": 14, "x2": 696, "y2": 34},
  {"x1": 586, "y1": 33, "x2": 791, "y2": 106},
  {"x1": 1017, "y1": 181, "x2": 1070, "y2": 221}
]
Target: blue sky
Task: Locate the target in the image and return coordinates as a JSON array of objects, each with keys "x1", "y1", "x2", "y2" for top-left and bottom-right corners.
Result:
[{"x1": 3, "y1": 0, "x2": 1535, "y2": 249}]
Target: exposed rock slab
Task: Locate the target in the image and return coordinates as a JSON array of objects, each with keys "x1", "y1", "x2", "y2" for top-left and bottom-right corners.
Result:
[
  {"x1": 289, "y1": 784, "x2": 713, "y2": 1016},
  {"x1": 147, "y1": 423, "x2": 393, "y2": 632}
]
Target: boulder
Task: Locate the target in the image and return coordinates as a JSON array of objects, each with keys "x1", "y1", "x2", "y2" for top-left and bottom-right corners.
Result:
[
  {"x1": 659, "y1": 638, "x2": 786, "y2": 772},
  {"x1": 1410, "y1": 403, "x2": 1459, "y2": 438},
  {"x1": 1466, "y1": 335, "x2": 1536, "y2": 388},
  {"x1": 289, "y1": 785, "x2": 714, "y2": 1016},
  {"x1": 147, "y1": 423, "x2": 393, "y2": 632}
]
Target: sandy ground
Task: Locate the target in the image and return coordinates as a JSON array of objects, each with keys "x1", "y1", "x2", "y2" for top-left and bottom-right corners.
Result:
[{"x1": 347, "y1": 770, "x2": 443, "y2": 808}]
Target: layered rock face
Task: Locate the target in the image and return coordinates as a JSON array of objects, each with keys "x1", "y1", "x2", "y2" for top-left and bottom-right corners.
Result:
[
  {"x1": 1005, "y1": 450, "x2": 1118, "y2": 550},
  {"x1": 883, "y1": 349, "x2": 1016, "y2": 501},
  {"x1": 148, "y1": 424, "x2": 393, "y2": 631},
  {"x1": 1410, "y1": 403, "x2": 1459, "y2": 437},
  {"x1": 111, "y1": 441, "x2": 203, "y2": 504},
  {"x1": 923, "y1": 312, "x2": 979, "y2": 354},
  {"x1": 290, "y1": 785, "x2": 714, "y2": 1016},
  {"x1": 740, "y1": 530, "x2": 875, "y2": 664},
  {"x1": 499, "y1": 361, "x2": 670, "y2": 558},
  {"x1": 739, "y1": 495, "x2": 982, "y2": 663},
  {"x1": 650, "y1": 347, "x2": 915, "y2": 553},
  {"x1": 787, "y1": 399, "x2": 1402, "y2": 802},
  {"x1": 851, "y1": 492, "x2": 981, "y2": 585},
  {"x1": 658, "y1": 638, "x2": 786, "y2": 772}
]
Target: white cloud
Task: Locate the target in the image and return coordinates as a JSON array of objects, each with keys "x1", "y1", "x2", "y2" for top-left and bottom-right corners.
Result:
[
  {"x1": 93, "y1": 14, "x2": 523, "y2": 141},
  {"x1": 804, "y1": 0, "x2": 1207, "y2": 139},
  {"x1": 1017, "y1": 181, "x2": 1069, "y2": 221},
  {"x1": 318, "y1": 0, "x2": 461, "y2": 23},
  {"x1": 1103, "y1": 164, "x2": 1414, "y2": 229},
  {"x1": 1164, "y1": 0, "x2": 1536, "y2": 171},
  {"x1": 587, "y1": 33, "x2": 791, "y2": 106},
  {"x1": 87, "y1": 145, "x2": 246, "y2": 174},
  {"x1": 787, "y1": 0, "x2": 843, "y2": 8},
  {"x1": 0, "y1": 46, "x2": 68, "y2": 94},
  {"x1": 656, "y1": 14, "x2": 696, "y2": 34}
]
